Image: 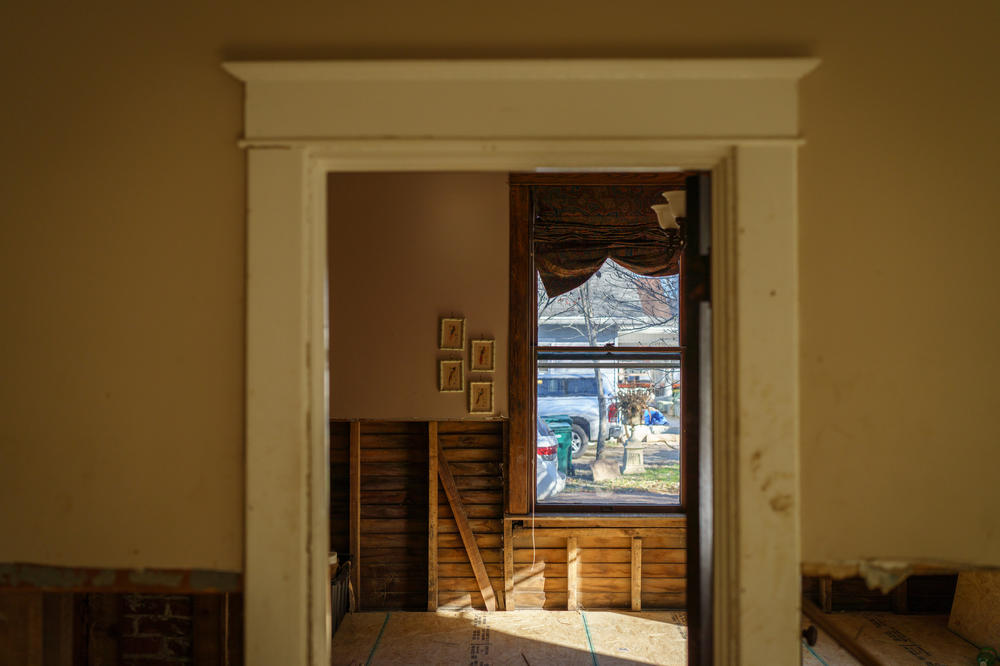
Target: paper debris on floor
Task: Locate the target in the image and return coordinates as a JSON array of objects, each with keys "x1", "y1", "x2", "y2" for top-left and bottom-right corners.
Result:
[{"x1": 817, "y1": 612, "x2": 979, "y2": 665}]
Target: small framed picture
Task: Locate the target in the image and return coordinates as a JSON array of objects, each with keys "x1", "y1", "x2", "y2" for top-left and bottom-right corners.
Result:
[
  {"x1": 469, "y1": 339, "x2": 495, "y2": 372},
  {"x1": 439, "y1": 359, "x2": 464, "y2": 392},
  {"x1": 469, "y1": 381, "x2": 494, "y2": 414},
  {"x1": 439, "y1": 317, "x2": 465, "y2": 350}
]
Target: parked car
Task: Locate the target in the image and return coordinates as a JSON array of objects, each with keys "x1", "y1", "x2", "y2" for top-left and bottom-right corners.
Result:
[
  {"x1": 537, "y1": 372, "x2": 622, "y2": 458},
  {"x1": 536, "y1": 417, "x2": 565, "y2": 500},
  {"x1": 536, "y1": 416, "x2": 560, "y2": 462}
]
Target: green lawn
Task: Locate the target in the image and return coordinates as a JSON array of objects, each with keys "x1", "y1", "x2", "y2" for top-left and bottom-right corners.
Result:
[{"x1": 564, "y1": 460, "x2": 680, "y2": 496}]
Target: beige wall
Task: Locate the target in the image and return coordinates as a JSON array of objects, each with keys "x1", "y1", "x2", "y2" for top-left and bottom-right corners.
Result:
[
  {"x1": 0, "y1": 1, "x2": 998, "y2": 570},
  {"x1": 328, "y1": 173, "x2": 508, "y2": 420}
]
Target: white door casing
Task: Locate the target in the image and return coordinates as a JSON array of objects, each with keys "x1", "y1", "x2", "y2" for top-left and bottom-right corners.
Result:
[{"x1": 225, "y1": 58, "x2": 818, "y2": 665}]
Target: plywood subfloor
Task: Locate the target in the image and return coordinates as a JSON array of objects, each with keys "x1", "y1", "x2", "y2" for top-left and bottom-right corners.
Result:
[
  {"x1": 332, "y1": 610, "x2": 686, "y2": 665},
  {"x1": 334, "y1": 610, "x2": 978, "y2": 665}
]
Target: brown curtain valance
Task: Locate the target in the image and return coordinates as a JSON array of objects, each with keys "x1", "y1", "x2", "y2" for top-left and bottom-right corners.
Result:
[{"x1": 532, "y1": 185, "x2": 684, "y2": 297}]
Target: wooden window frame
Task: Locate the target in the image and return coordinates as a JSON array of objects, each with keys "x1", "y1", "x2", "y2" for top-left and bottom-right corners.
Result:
[{"x1": 506, "y1": 171, "x2": 705, "y2": 516}]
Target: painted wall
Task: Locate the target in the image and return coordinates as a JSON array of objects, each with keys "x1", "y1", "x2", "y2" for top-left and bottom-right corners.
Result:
[
  {"x1": 327, "y1": 173, "x2": 508, "y2": 420},
  {"x1": 0, "y1": 1, "x2": 998, "y2": 570}
]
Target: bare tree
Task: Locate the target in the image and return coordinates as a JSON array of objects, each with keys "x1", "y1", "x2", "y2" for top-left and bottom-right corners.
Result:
[{"x1": 537, "y1": 260, "x2": 679, "y2": 459}]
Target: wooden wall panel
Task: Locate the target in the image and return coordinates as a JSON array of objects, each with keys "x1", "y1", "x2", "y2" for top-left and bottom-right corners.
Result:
[
  {"x1": 436, "y1": 421, "x2": 506, "y2": 610},
  {"x1": 358, "y1": 421, "x2": 428, "y2": 610},
  {"x1": 0, "y1": 591, "x2": 242, "y2": 666},
  {"x1": 329, "y1": 422, "x2": 350, "y2": 555},
  {"x1": 0, "y1": 592, "x2": 42, "y2": 666},
  {"x1": 510, "y1": 523, "x2": 687, "y2": 610},
  {"x1": 331, "y1": 419, "x2": 688, "y2": 612}
]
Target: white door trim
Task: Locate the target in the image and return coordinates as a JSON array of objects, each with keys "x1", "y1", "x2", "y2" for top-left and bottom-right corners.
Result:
[{"x1": 226, "y1": 58, "x2": 818, "y2": 666}]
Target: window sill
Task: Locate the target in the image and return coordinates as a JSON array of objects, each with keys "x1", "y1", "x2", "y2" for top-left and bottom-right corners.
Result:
[{"x1": 503, "y1": 514, "x2": 686, "y2": 527}]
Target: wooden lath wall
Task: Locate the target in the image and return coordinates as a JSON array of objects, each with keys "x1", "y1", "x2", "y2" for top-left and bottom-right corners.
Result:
[
  {"x1": 349, "y1": 421, "x2": 429, "y2": 610},
  {"x1": 331, "y1": 419, "x2": 687, "y2": 612},
  {"x1": 507, "y1": 520, "x2": 686, "y2": 610},
  {"x1": 435, "y1": 421, "x2": 505, "y2": 610},
  {"x1": 330, "y1": 422, "x2": 350, "y2": 554}
]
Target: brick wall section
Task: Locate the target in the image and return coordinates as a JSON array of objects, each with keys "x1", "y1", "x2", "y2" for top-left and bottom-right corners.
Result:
[{"x1": 119, "y1": 594, "x2": 194, "y2": 665}]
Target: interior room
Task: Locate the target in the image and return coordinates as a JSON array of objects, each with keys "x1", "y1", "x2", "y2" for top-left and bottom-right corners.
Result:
[
  {"x1": 326, "y1": 171, "x2": 698, "y2": 662},
  {"x1": 1, "y1": 2, "x2": 999, "y2": 665},
  {"x1": 323, "y1": 171, "x2": 993, "y2": 665}
]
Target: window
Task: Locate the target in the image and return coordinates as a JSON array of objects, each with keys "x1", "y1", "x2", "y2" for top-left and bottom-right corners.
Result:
[{"x1": 507, "y1": 172, "x2": 709, "y2": 513}]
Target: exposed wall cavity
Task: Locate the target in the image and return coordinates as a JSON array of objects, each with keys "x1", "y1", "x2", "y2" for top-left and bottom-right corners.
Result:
[{"x1": 802, "y1": 560, "x2": 1000, "y2": 593}]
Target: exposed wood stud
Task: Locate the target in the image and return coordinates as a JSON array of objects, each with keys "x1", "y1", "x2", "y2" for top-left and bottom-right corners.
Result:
[
  {"x1": 818, "y1": 576, "x2": 833, "y2": 613},
  {"x1": 0, "y1": 592, "x2": 43, "y2": 666},
  {"x1": 512, "y1": 527, "x2": 685, "y2": 539},
  {"x1": 438, "y1": 448, "x2": 499, "y2": 612},
  {"x1": 631, "y1": 537, "x2": 642, "y2": 611},
  {"x1": 350, "y1": 421, "x2": 361, "y2": 610},
  {"x1": 49, "y1": 593, "x2": 75, "y2": 666},
  {"x1": 428, "y1": 421, "x2": 439, "y2": 611},
  {"x1": 890, "y1": 578, "x2": 908, "y2": 615},
  {"x1": 506, "y1": 516, "x2": 685, "y2": 528},
  {"x1": 504, "y1": 520, "x2": 515, "y2": 611},
  {"x1": 193, "y1": 595, "x2": 226, "y2": 664},
  {"x1": 567, "y1": 536, "x2": 579, "y2": 611},
  {"x1": 86, "y1": 594, "x2": 119, "y2": 666}
]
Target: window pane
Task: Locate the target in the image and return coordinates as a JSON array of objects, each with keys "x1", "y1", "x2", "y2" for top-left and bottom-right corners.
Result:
[
  {"x1": 537, "y1": 259, "x2": 679, "y2": 348},
  {"x1": 536, "y1": 360, "x2": 681, "y2": 506}
]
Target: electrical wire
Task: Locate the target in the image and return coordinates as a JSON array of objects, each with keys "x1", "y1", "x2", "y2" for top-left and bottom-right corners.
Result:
[
  {"x1": 530, "y1": 476, "x2": 537, "y2": 571},
  {"x1": 801, "y1": 638, "x2": 830, "y2": 666}
]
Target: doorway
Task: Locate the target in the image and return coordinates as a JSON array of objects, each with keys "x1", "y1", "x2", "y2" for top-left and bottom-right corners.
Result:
[
  {"x1": 228, "y1": 58, "x2": 816, "y2": 665},
  {"x1": 324, "y1": 172, "x2": 705, "y2": 649}
]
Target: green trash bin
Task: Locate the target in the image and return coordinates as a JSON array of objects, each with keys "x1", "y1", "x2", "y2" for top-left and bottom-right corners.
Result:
[{"x1": 542, "y1": 415, "x2": 574, "y2": 476}]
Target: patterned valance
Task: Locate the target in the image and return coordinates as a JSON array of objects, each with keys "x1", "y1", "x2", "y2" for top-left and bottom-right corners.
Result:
[{"x1": 532, "y1": 184, "x2": 685, "y2": 297}]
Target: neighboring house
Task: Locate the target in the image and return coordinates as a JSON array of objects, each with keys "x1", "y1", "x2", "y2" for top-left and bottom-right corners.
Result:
[{"x1": 538, "y1": 263, "x2": 680, "y2": 393}]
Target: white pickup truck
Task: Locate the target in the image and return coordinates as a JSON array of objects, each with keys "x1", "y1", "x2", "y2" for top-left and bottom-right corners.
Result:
[{"x1": 537, "y1": 372, "x2": 621, "y2": 458}]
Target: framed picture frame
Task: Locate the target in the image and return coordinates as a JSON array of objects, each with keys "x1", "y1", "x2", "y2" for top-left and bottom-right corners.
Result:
[
  {"x1": 439, "y1": 317, "x2": 465, "y2": 350},
  {"x1": 439, "y1": 359, "x2": 464, "y2": 392},
  {"x1": 469, "y1": 381, "x2": 494, "y2": 414},
  {"x1": 469, "y1": 339, "x2": 495, "y2": 372}
]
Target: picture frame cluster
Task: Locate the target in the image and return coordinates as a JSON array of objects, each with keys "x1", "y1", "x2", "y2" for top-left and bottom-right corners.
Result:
[{"x1": 438, "y1": 316, "x2": 494, "y2": 414}]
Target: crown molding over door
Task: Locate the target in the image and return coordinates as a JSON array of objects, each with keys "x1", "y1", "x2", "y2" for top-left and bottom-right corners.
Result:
[{"x1": 225, "y1": 57, "x2": 818, "y2": 666}]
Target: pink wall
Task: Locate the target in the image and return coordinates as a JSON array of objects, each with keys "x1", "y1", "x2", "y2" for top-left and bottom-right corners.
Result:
[{"x1": 328, "y1": 172, "x2": 509, "y2": 420}]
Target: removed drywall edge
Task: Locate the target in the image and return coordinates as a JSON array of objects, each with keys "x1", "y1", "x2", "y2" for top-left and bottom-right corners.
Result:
[
  {"x1": 0, "y1": 563, "x2": 242, "y2": 593},
  {"x1": 802, "y1": 560, "x2": 1000, "y2": 593}
]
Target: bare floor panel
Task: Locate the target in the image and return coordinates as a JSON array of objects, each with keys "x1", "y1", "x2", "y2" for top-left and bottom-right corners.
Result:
[
  {"x1": 333, "y1": 609, "x2": 977, "y2": 665},
  {"x1": 332, "y1": 610, "x2": 686, "y2": 665}
]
